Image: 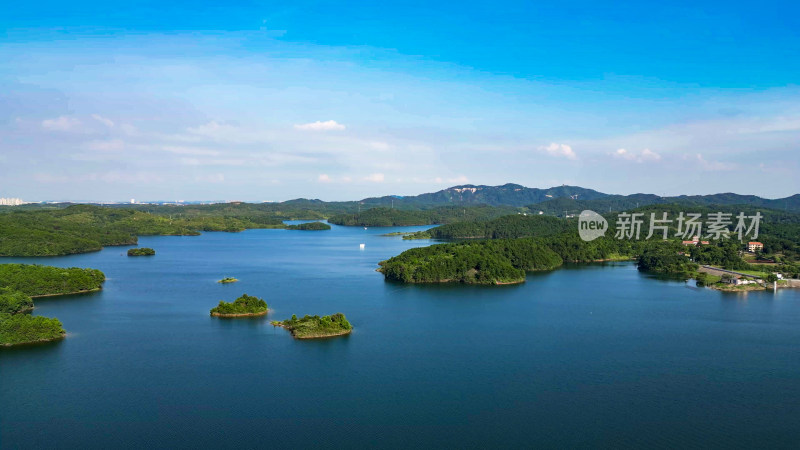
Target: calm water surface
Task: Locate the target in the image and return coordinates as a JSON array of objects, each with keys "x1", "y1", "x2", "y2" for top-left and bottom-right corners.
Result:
[{"x1": 2, "y1": 223, "x2": 800, "y2": 448}]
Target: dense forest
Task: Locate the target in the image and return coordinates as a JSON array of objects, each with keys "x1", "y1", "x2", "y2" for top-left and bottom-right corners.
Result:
[
  {"x1": 327, "y1": 205, "x2": 518, "y2": 226},
  {"x1": 285, "y1": 221, "x2": 331, "y2": 230},
  {"x1": 0, "y1": 205, "x2": 285, "y2": 256},
  {"x1": 210, "y1": 294, "x2": 268, "y2": 316},
  {"x1": 0, "y1": 264, "x2": 106, "y2": 297},
  {"x1": 0, "y1": 289, "x2": 34, "y2": 314},
  {"x1": 3, "y1": 195, "x2": 799, "y2": 258},
  {"x1": 380, "y1": 203, "x2": 800, "y2": 285},
  {"x1": 274, "y1": 313, "x2": 352, "y2": 339},
  {"x1": 128, "y1": 247, "x2": 155, "y2": 256},
  {"x1": 636, "y1": 244, "x2": 698, "y2": 278},
  {"x1": 0, "y1": 313, "x2": 65, "y2": 346},
  {"x1": 407, "y1": 214, "x2": 571, "y2": 239},
  {"x1": 0, "y1": 263, "x2": 103, "y2": 346},
  {"x1": 379, "y1": 238, "x2": 565, "y2": 284}
]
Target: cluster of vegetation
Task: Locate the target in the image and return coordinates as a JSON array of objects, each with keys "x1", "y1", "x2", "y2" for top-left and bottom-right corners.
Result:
[
  {"x1": 637, "y1": 244, "x2": 698, "y2": 279},
  {"x1": 0, "y1": 264, "x2": 106, "y2": 297},
  {"x1": 0, "y1": 313, "x2": 65, "y2": 346},
  {"x1": 210, "y1": 294, "x2": 268, "y2": 316},
  {"x1": 380, "y1": 204, "x2": 800, "y2": 285},
  {"x1": 406, "y1": 214, "x2": 571, "y2": 240},
  {"x1": 327, "y1": 205, "x2": 517, "y2": 227},
  {"x1": 4, "y1": 193, "x2": 798, "y2": 258},
  {"x1": 285, "y1": 221, "x2": 331, "y2": 230},
  {"x1": 688, "y1": 240, "x2": 749, "y2": 270},
  {"x1": 526, "y1": 191, "x2": 800, "y2": 216},
  {"x1": 218, "y1": 277, "x2": 239, "y2": 284},
  {"x1": 0, "y1": 264, "x2": 104, "y2": 346},
  {"x1": 273, "y1": 313, "x2": 352, "y2": 339},
  {"x1": 0, "y1": 288, "x2": 34, "y2": 314},
  {"x1": 127, "y1": 247, "x2": 155, "y2": 256},
  {"x1": 379, "y1": 238, "x2": 564, "y2": 284},
  {"x1": 0, "y1": 204, "x2": 287, "y2": 256},
  {"x1": 598, "y1": 204, "x2": 800, "y2": 275}
]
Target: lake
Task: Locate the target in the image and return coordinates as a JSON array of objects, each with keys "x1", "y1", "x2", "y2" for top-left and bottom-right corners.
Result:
[{"x1": 2, "y1": 223, "x2": 800, "y2": 448}]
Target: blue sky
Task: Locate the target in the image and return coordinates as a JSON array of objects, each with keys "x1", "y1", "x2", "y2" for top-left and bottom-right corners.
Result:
[{"x1": 1, "y1": 1, "x2": 799, "y2": 201}]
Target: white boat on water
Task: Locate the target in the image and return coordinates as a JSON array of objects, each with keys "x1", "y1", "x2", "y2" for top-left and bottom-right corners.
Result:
[{"x1": 359, "y1": 243, "x2": 365, "y2": 250}]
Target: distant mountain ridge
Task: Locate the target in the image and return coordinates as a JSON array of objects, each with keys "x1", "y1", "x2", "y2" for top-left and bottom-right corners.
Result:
[
  {"x1": 351, "y1": 183, "x2": 800, "y2": 213},
  {"x1": 360, "y1": 183, "x2": 607, "y2": 207},
  {"x1": 528, "y1": 193, "x2": 800, "y2": 215}
]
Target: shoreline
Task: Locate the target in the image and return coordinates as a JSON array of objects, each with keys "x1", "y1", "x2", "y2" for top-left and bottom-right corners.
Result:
[
  {"x1": 0, "y1": 333, "x2": 66, "y2": 348},
  {"x1": 211, "y1": 309, "x2": 269, "y2": 318},
  {"x1": 494, "y1": 279, "x2": 524, "y2": 285},
  {"x1": 30, "y1": 288, "x2": 102, "y2": 298},
  {"x1": 271, "y1": 322, "x2": 352, "y2": 339},
  {"x1": 708, "y1": 284, "x2": 766, "y2": 292}
]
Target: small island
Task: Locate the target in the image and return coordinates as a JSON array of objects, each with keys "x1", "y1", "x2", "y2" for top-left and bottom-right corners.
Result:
[
  {"x1": 285, "y1": 221, "x2": 331, "y2": 231},
  {"x1": 128, "y1": 247, "x2": 156, "y2": 256},
  {"x1": 272, "y1": 313, "x2": 352, "y2": 339},
  {"x1": 210, "y1": 294, "x2": 268, "y2": 317},
  {"x1": 217, "y1": 277, "x2": 239, "y2": 284}
]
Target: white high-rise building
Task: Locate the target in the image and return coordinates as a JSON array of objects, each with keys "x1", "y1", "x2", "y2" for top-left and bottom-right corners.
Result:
[
  {"x1": 130, "y1": 198, "x2": 136, "y2": 204},
  {"x1": 0, "y1": 198, "x2": 24, "y2": 206}
]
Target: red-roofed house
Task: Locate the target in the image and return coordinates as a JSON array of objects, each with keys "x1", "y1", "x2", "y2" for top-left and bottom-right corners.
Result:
[{"x1": 748, "y1": 242, "x2": 763, "y2": 252}]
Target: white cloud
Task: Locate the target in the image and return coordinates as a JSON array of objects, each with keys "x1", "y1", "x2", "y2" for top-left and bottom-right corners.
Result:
[
  {"x1": 612, "y1": 148, "x2": 661, "y2": 163},
  {"x1": 318, "y1": 174, "x2": 332, "y2": 183},
  {"x1": 369, "y1": 141, "x2": 390, "y2": 150},
  {"x1": 690, "y1": 153, "x2": 737, "y2": 171},
  {"x1": 91, "y1": 114, "x2": 115, "y2": 128},
  {"x1": 294, "y1": 120, "x2": 346, "y2": 131},
  {"x1": 42, "y1": 116, "x2": 81, "y2": 132},
  {"x1": 540, "y1": 143, "x2": 577, "y2": 160},
  {"x1": 364, "y1": 173, "x2": 385, "y2": 182}
]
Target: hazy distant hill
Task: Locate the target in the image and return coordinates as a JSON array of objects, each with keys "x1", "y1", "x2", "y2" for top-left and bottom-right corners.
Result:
[
  {"x1": 360, "y1": 183, "x2": 607, "y2": 207},
  {"x1": 528, "y1": 193, "x2": 800, "y2": 215}
]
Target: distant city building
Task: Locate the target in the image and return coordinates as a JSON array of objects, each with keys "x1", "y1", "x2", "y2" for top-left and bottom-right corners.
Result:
[
  {"x1": 130, "y1": 198, "x2": 136, "y2": 204},
  {"x1": 0, "y1": 197, "x2": 24, "y2": 206}
]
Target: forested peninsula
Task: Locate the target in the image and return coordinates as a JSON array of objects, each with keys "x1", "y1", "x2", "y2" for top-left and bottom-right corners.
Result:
[
  {"x1": 379, "y1": 235, "x2": 631, "y2": 284},
  {"x1": 327, "y1": 205, "x2": 517, "y2": 227},
  {"x1": 404, "y1": 214, "x2": 570, "y2": 240},
  {"x1": 0, "y1": 204, "x2": 286, "y2": 257},
  {"x1": 285, "y1": 221, "x2": 331, "y2": 230},
  {"x1": 0, "y1": 264, "x2": 105, "y2": 346},
  {"x1": 379, "y1": 204, "x2": 800, "y2": 285},
  {"x1": 0, "y1": 264, "x2": 106, "y2": 297}
]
